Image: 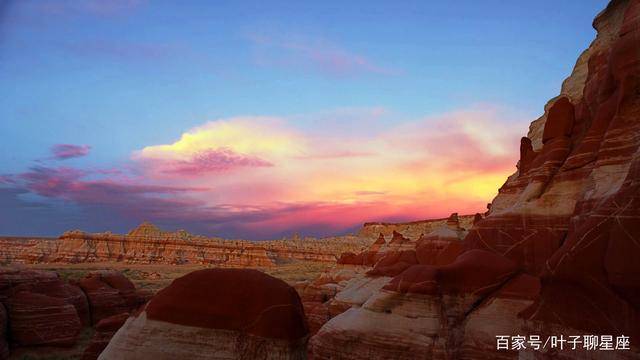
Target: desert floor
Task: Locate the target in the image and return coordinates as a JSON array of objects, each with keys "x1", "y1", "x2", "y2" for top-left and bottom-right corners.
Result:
[{"x1": 25, "y1": 259, "x2": 330, "y2": 294}]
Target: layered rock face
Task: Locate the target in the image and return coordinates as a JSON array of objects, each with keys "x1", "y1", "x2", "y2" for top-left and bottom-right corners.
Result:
[
  {"x1": 263, "y1": 234, "x2": 372, "y2": 263},
  {"x1": 51, "y1": 223, "x2": 277, "y2": 266},
  {"x1": 295, "y1": 266, "x2": 374, "y2": 335},
  {"x1": 100, "y1": 269, "x2": 309, "y2": 360},
  {"x1": 469, "y1": 0, "x2": 640, "y2": 344},
  {"x1": 7, "y1": 291, "x2": 83, "y2": 347},
  {"x1": 0, "y1": 267, "x2": 145, "y2": 359},
  {"x1": 359, "y1": 214, "x2": 475, "y2": 240},
  {"x1": 310, "y1": 216, "x2": 470, "y2": 359},
  {"x1": 0, "y1": 268, "x2": 58, "y2": 303},
  {"x1": 311, "y1": 1, "x2": 640, "y2": 358},
  {"x1": 0, "y1": 223, "x2": 372, "y2": 267}
]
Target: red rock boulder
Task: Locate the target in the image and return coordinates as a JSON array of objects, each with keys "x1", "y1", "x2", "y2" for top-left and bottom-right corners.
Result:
[
  {"x1": 146, "y1": 269, "x2": 308, "y2": 340},
  {"x1": 416, "y1": 240, "x2": 464, "y2": 266},
  {"x1": 78, "y1": 270, "x2": 142, "y2": 324},
  {"x1": 99, "y1": 269, "x2": 309, "y2": 359},
  {"x1": 12, "y1": 279, "x2": 90, "y2": 326},
  {"x1": 336, "y1": 250, "x2": 379, "y2": 266},
  {"x1": 0, "y1": 268, "x2": 58, "y2": 303},
  {"x1": 384, "y1": 249, "x2": 518, "y2": 296},
  {"x1": 7, "y1": 291, "x2": 82, "y2": 347},
  {"x1": 367, "y1": 250, "x2": 417, "y2": 277}
]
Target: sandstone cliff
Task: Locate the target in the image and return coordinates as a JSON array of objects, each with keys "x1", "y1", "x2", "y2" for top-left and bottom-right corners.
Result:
[
  {"x1": 358, "y1": 214, "x2": 475, "y2": 240},
  {"x1": 310, "y1": 1, "x2": 640, "y2": 358},
  {"x1": 0, "y1": 222, "x2": 373, "y2": 267}
]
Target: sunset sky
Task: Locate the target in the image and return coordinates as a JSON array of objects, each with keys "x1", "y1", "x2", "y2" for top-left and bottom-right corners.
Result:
[{"x1": 0, "y1": 0, "x2": 607, "y2": 239}]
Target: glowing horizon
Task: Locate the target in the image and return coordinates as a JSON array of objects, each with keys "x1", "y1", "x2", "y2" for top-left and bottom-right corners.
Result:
[
  {"x1": 1, "y1": 105, "x2": 528, "y2": 239},
  {"x1": 0, "y1": 0, "x2": 607, "y2": 239}
]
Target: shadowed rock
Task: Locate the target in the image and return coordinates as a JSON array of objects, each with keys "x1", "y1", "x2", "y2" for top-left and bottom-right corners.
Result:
[
  {"x1": 99, "y1": 269, "x2": 309, "y2": 359},
  {"x1": 7, "y1": 291, "x2": 82, "y2": 347},
  {"x1": 78, "y1": 270, "x2": 144, "y2": 325}
]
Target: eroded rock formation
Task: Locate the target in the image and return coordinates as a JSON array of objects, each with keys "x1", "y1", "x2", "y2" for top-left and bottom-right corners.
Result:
[
  {"x1": 100, "y1": 269, "x2": 309, "y2": 359},
  {"x1": 0, "y1": 223, "x2": 372, "y2": 267},
  {"x1": 0, "y1": 267, "x2": 145, "y2": 359},
  {"x1": 7, "y1": 291, "x2": 83, "y2": 347},
  {"x1": 78, "y1": 271, "x2": 145, "y2": 324},
  {"x1": 359, "y1": 214, "x2": 475, "y2": 240},
  {"x1": 310, "y1": 1, "x2": 640, "y2": 358},
  {"x1": 310, "y1": 216, "x2": 469, "y2": 359}
]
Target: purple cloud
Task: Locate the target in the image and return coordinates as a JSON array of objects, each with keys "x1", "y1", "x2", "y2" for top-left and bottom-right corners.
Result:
[
  {"x1": 1, "y1": 164, "x2": 441, "y2": 239},
  {"x1": 18, "y1": 166, "x2": 204, "y2": 202},
  {"x1": 50, "y1": 144, "x2": 91, "y2": 160},
  {"x1": 145, "y1": 148, "x2": 274, "y2": 176}
]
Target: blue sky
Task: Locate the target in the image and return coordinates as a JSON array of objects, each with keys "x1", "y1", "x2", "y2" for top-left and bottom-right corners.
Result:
[{"x1": 0, "y1": 0, "x2": 609, "y2": 238}]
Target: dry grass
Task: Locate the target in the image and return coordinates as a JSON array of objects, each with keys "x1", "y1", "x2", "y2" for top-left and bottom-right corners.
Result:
[{"x1": 28, "y1": 260, "x2": 330, "y2": 294}]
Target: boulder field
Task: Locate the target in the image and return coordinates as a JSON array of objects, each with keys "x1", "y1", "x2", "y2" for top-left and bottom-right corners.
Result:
[{"x1": 0, "y1": 267, "x2": 147, "y2": 360}]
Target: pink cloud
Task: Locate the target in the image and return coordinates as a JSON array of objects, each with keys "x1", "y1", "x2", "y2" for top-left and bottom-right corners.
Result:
[
  {"x1": 0, "y1": 175, "x2": 16, "y2": 185},
  {"x1": 248, "y1": 33, "x2": 400, "y2": 78},
  {"x1": 156, "y1": 148, "x2": 274, "y2": 176},
  {"x1": 385, "y1": 106, "x2": 527, "y2": 176},
  {"x1": 232, "y1": 197, "x2": 488, "y2": 238},
  {"x1": 50, "y1": 144, "x2": 91, "y2": 160},
  {"x1": 293, "y1": 150, "x2": 376, "y2": 160}
]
